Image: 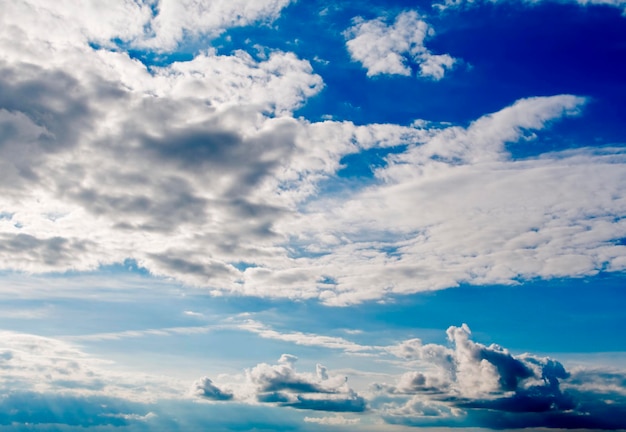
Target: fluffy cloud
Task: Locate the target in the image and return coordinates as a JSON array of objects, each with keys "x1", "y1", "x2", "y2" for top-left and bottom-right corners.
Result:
[
  {"x1": 376, "y1": 325, "x2": 626, "y2": 429},
  {"x1": 140, "y1": 0, "x2": 294, "y2": 50},
  {"x1": 192, "y1": 377, "x2": 234, "y2": 401},
  {"x1": 2, "y1": 1, "x2": 626, "y2": 307},
  {"x1": 344, "y1": 11, "x2": 456, "y2": 79},
  {"x1": 186, "y1": 326, "x2": 626, "y2": 428},
  {"x1": 0, "y1": 0, "x2": 293, "y2": 53},
  {"x1": 194, "y1": 355, "x2": 366, "y2": 413}
]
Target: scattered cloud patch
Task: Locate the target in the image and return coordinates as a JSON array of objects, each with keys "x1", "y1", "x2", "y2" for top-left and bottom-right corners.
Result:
[{"x1": 344, "y1": 11, "x2": 456, "y2": 79}]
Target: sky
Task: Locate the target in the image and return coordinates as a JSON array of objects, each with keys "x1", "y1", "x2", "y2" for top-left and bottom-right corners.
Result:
[{"x1": 1, "y1": 0, "x2": 626, "y2": 430}]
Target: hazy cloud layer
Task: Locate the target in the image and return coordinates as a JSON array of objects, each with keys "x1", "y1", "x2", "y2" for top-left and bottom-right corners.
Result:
[{"x1": 0, "y1": 331, "x2": 180, "y2": 402}]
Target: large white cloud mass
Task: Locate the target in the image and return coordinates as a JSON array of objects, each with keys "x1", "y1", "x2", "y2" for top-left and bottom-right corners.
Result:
[{"x1": 1, "y1": 1, "x2": 626, "y2": 306}]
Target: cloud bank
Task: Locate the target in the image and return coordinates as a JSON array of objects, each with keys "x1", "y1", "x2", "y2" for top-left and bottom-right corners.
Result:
[
  {"x1": 191, "y1": 325, "x2": 626, "y2": 429},
  {"x1": 1, "y1": 1, "x2": 626, "y2": 307}
]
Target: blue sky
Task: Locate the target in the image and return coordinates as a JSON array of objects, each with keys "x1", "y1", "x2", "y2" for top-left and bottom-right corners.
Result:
[{"x1": 1, "y1": 0, "x2": 626, "y2": 430}]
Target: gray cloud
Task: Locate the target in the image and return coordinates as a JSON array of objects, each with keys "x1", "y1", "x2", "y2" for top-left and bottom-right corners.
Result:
[
  {"x1": 377, "y1": 325, "x2": 626, "y2": 429},
  {"x1": 192, "y1": 377, "x2": 234, "y2": 401},
  {"x1": 195, "y1": 354, "x2": 367, "y2": 414},
  {"x1": 0, "y1": 233, "x2": 96, "y2": 270}
]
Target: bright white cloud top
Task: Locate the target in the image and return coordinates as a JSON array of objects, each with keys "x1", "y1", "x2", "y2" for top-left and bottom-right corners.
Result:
[
  {"x1": 344, "y1": 11, "x2": 456, "y2": 79},
  {"x1": 1, "y1": 0, "x2": 626, "y2": 430}
]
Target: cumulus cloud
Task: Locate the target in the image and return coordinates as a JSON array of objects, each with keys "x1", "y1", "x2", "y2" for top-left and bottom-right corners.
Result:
[
  {"x1": 344, "y1": 11, "x2": 456, "y2": 79},
  {"x1": 0, "y1": 0, "x2": 293, "y2": 53},
  {"x1": 376, "y1": 325, "x2": 626, "y2": 429},
  {"x1": 194, "y1": 355, "x2": 366, "y2": 413},
  {"x1": 192, "y1": 377, "x2": 234, "y2": 401},
  {"x1": 186, "y1": 326, "x2": 626, "y2": 427},
  {"x1": 140, "y1": 0, "x2": 295, "y2": 50}
]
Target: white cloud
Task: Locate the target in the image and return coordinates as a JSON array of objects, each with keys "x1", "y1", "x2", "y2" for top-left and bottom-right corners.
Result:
[
  {"x1": 1, "y1": 1, "x2": 626, "y2": 307},
  {"x1": 194, "y1": 354, "x2": 367, "y2": 413},
  {"x1": 286, "y1": 96, "x2": 626, "y2": 305},
  {"x1": 0, "y1": 0, "x2": 294, "y2": 54},
  {"x1": 344, "y1": 11, "x2": 456, "y2": 79},
  {"x1": 183, "y1": 326, "x2": 626, "y2": 427},
  {"x1": 140, "y1": 0, "x2": 295, "y2": 50}
]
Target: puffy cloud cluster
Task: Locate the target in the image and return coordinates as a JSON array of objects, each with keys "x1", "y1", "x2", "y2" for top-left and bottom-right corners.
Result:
[
  {"x1": 344, "y1": 11, "x2": 456, "y2": 79},
  {"x1": 376, "y1": 325, "x2": 626, "y2": 429},
  {"x1": 194, "y1": 354, "x2": 366, "y2": 413},
  {"x1": 186, "y1": 325, "x2": 626, "y2": 427}
]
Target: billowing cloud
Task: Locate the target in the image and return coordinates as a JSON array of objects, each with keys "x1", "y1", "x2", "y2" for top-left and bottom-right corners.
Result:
[
  {"x1": 0, "y1": 0, "x2": 294, "y2": 53},
  {"x1": 194, "y1": 355, "x2": 367, "y2": 413},
  {"x1": 192, "y1": 377, "x2": 234, "y2": 401},
  {"x1": 344, "y1": 11, "x2": 456, "y2": 79},
  {"x1": 376, "y1": 325, "x2": 626, "y2": 429}
]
